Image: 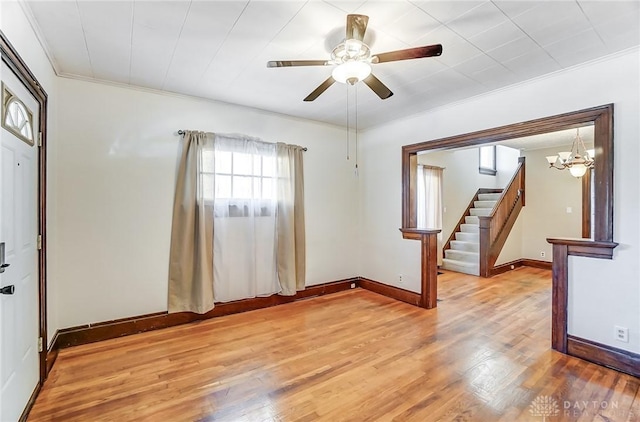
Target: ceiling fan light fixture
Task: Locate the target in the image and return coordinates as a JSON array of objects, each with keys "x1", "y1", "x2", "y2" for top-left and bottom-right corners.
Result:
[{"x1": 332, "y1": 61, "x2": 372, "y2": 85}]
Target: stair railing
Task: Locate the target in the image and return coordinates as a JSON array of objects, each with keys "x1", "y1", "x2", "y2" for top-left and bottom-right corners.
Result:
[{"x1": 479, "y1": 157, "x2": 526, "y2": 277}]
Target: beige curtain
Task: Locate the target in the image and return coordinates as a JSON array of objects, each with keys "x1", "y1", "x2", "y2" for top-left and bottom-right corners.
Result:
[
  {"x1": 276, "y1": 143, "x2": 306, "y2": 295},
  {"x1": 168, "y1": 131, "x2": 215, "y2": 314},
  {"x1": 417, "y1": 165, "x2": 444, "y2": 266}
]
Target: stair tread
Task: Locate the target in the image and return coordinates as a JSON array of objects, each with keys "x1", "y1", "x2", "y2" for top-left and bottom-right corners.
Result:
[
  {"x1": 442, "y1": 258, "x2": 478, "y2": 268},
  {"x1": 445, "y1": 249, "x2": 478, "y2": 255}
]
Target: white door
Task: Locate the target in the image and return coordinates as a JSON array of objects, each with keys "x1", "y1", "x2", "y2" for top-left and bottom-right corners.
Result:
[{"x1": 0, "y1": 61, "x2": 40, "y2": 421}]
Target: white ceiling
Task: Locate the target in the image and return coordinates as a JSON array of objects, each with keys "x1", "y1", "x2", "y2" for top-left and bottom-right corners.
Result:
[
  {"x1": 498, "y1": 125, "x2": 594, "y2": 151},
  {"x1": 23, "y1": 0, "x2": 640, "y2": 129}
]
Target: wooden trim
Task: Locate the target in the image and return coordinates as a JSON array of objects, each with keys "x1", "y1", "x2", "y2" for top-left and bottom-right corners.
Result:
[
  {"x1": 582, "y1": 169, "x2": 592, "y2": 238},
  {"x1": 46, "y1": 331, "x2": 60, "y2": 376},
  {"x1": 551, "y1": 243, "x2": 569, "y2": 353},
  {"x1": 567, "y1": 335, "x2": 640, "y2": 378},
  {"x1": 402, "y1": 104, "x2": 614, "y2": 245},
  {"x1": 547, "y1": 238, "x2": 618, "y2": 259},
  {"x1": 489, "y1": 258, "x2": 552, "y2": 276},
  {"x1": 520, "y1": 259, "x2": 552, "y2": 270},
  {"x1": 399, "y1": 228, "x2": 440, "y2": 308},
  {"x1": 358, "y1": 278, "x2": 422, "y2": 307},
  {"x1": 56, "y1": 278, "x2": 359, "y2": 349},
  {"x1": 1, "y1": 31, "x2": 49, "y2": 383},
  {"x1": 18, "y1": 383, "x2": 40, "y2": 422}
]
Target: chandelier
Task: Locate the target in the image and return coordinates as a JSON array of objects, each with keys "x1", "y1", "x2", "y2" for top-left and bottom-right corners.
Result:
[{"x1": 545, "y1": 128, "x2": 594, "y2": 178}]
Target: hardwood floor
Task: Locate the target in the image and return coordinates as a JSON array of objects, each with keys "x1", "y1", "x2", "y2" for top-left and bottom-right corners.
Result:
[{"x1": 29, "y1": 268, "x2": 639, "y2": 421}]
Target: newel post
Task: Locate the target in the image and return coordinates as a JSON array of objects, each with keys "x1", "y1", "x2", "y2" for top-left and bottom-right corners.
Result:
[
  {"x1": 399, "y1": 228, "x2": 441, "y2": 309},
  {"x1": 478, "y1": 216, "x2": 491, "y2": 278}
]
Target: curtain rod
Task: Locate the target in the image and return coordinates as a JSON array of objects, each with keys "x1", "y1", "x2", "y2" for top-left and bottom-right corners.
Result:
[
  {"x1": 177, "y1": 130, "x2": 307, "y2": 151},
  {"x1": 420, "y1": 164, "x2": 446, "y2": 170}
]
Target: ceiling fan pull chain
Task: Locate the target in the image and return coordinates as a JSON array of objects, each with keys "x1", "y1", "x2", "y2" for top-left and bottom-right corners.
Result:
[
  {"x1": 355, "y1": 85, "x2": 359, "y2": 176},
  {"x1": 346, "y1": 84, "x2": 350, "y2": 161}
]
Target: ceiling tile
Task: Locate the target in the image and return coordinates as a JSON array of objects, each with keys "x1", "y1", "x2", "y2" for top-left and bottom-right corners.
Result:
[
  {"x1": 486, "y1": 36, "x2": 539, "y2": 63},
  {"x1": 77, "y1": 1, "x2": 134, "y2": 82},
  {"x1": 453, "y1": 53, "x2": 500, "y2": 79},
  {"x1": 270, "y1": 2, "x2": 346, "y2": 55},
  {"x1": 502, "y1": 47, "x2": 561, "y2": 79},
  {"x1": 511, "y1": 2, "x2": 585, "y2": 38},
  {"x1": 446, "y1": 1, "x2": 509, "y2": 39},
  {"x1": 382, "y1": 5, "x2": 441, "y2": 46},
  {"x1": 468, "y1": 20, "x2": 526, "y2": 52},
  {"x1": 577, "y1": 0, "x2": 640, "y2": 26},
  {"x1": 594, "y1": 13, "x2": 640, "y2": 53},
  {"x1": 543, "y1": 28, "x2": 609, "y2": 68},
  {"x1": 491, "y1": 1, "x2": 539, "y2": 19},
  {"x1": 322, "y1": 0, "x2": 368, "y2": 14},
  {"x1": 26, "y1": 1, "x2": 92, "y2": 76},
  {"x1": 201, "y1": 1, "x2": 306, "y2": 86},
  {"x1": 411, "y1": 1, "x2": 487, "y2": 24},
  {"x1": 162, "y1": 1, "x2": 248, "y2": 92},
  {"x1": 354, "y1": 1, "x2": 418, "y2": 29}
]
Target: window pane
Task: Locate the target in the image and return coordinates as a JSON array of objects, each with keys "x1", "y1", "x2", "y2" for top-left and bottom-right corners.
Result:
[
  {"x1": 262, "y1": 156, "x2": 275, "y2": 177},
  {"x1": 202, "y1": 174, "x2": 215, "y2": 200},
  {"x1": 234, "y1": 153, "x2": 253, "y2": 175},
  {"x1": 253, "y1": 156, "x2": 262, "y2": 176},
  {"x1": 262, "y1": 178, "x2": 273, "y2": 199},
  {"x1": 215, "y1": 151, "x2": 232, "y2": 174},
  {"x1": 233, "y1": 176, "x2": 252, "y2": 198},
  {"x1": 202, "y1": 150, "x2": 215, "y2": 173},
  {"x1": 253, "y1": 178, "x2": 262, "y2": 199},
  {"x1": 480, "y1": 146, "x2": 495, "y2": 169},
  {"x1": 215, "y1": 175, "x2": 231, "y2": 198}
]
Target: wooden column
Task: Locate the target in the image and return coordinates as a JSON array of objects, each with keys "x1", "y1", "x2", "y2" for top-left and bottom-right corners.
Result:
[
  {"x1": 399, "y1": 228, "x2": 441, "y2": 309},
  {"x1": 547, "y1": 238, "x2": 618, "y2": 353}
]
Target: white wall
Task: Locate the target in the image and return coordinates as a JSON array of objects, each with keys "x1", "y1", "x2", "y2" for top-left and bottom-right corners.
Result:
[
  {"x1": 522, "y1": 146, "x2": 583, "y2": 260},
  {"x1": 1, "y1": 1, "x2": 60, "y2": 346},
  {"x1": 54, "y1": 78, "x2": 359, "y2": 328},
  {"x1": 359, "y1": 48, "x2": 640, "y2": 354}
]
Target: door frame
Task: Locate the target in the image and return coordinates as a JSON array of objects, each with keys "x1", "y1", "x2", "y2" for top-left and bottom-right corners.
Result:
[{"x1": 0, "y1": 30, "x2": 48, "y2": 387}]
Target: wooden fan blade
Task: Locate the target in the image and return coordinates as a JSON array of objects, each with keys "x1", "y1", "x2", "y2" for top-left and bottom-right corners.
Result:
[
  {"x1": 304, "y1": 77, "x2": 336, "y2": 102},
  {"x1": 363, "y1": 74, "x2": 393, "y2": 100},
  {"x1": 346, "y1": 14, "x2": 369, "y2": 42},
  {"x1": 267, "y1": 60, "x2": 329, "y2": 68},
  {"x1": 372, "y1": 44, "x2": 443, "y2": 64}
]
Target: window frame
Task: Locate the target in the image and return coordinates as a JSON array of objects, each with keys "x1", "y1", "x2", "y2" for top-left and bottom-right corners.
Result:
[{"x1": 1, "y1": 82, "x2": 35, "y2": 146}]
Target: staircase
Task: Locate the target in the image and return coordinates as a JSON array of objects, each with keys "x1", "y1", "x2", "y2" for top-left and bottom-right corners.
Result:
[{"x1": 442, "y1": 192, "x2": 501, "y2": 276}]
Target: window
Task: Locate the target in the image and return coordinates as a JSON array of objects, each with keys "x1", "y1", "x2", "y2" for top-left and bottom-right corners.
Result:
[
  {"x1": 201, "y1": 142, "x2": 278, "y2": 217},
  {"x1": 479, "y1": 145, "x2": 496, "y2": 175},
  {"x1": 1, "y1": 83, "x2": 34, "y2": 146},
  {"x1": 202, "y1": 150, "x2": 276, "y2": 201}
]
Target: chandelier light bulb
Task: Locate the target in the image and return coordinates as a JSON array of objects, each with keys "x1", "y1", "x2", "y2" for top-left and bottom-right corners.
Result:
[{"x1": 569, "y1": 163, "x2": 588, "y2": 178}]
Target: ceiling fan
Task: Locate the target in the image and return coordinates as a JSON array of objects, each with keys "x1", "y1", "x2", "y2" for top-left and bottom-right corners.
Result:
[{"x1": 267, "y1": 14, "x2": 443, "y2": 102}]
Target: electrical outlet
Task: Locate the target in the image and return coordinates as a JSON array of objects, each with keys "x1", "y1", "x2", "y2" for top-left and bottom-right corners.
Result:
[
  {"x1": 615, "y1": 326, "x2": 629, "y2": 343},
  {"x1": 350, "y1": 283, "x2": 356, "y2": 289},
  {"x1": 398, "y1": 274, "x2": 403, "y2": 283},
  {"x1": 540, "y1": 251, "x2": 546, "y2": 258}
]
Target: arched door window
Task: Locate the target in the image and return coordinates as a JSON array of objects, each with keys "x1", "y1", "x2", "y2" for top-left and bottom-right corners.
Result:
[{"x1": 2, "y1": 83, "x2": 34, "y2": 146}]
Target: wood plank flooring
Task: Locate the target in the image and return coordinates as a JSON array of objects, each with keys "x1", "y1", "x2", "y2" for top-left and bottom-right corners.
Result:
[{"x1": 29, "y1": 268, "x2": 639, "y2": 421}]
